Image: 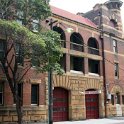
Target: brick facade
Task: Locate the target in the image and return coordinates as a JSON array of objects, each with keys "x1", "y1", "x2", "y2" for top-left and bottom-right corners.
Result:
[
  {"x1": 0, "y1": 0, "x2": 124, "y2": 123},
  {"x1": 84, "y1": 0, "x2": 124, "y2": 117}
]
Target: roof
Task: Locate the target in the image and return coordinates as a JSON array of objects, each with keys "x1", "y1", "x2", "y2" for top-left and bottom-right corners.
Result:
[{"x1": 50, "y1": 6, "x2": 97, "y2": 28}]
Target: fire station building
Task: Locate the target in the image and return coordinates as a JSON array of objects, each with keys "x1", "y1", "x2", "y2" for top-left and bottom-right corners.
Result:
[{"x1": 0, "y1": 0, "x2": 124, "y2": 123}]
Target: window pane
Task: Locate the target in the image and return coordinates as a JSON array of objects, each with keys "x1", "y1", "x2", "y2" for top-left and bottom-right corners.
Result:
[
  {"x1": 0, "y1": 41, "x2": 6, "y2": 61},
  {"x1": 122, "y1": 95, "x2": 124, "y2": 104},
  {"x1": 113, "y1": 40, "x2": 117, "y2": 53},
  {"x1": 31, "y1": 84, "x2": 39, "y2": 104},
  {"x1": 15, "y1": 43, "x2": 23, "y2": 64},
  {"x1": 111, "y1": 95, "x2": 114, "y2": 105},
  {"x1": 0, "y1": 83, "x2": 3, "y2": 105},
  {"x1": 114, "y1": 63, "x2": 119, "y2": 78},
  {"x1": 0, "y1": 93, "x2": 2, "y2": 104},
  {"x1": 113, "y1": 40, "x2": 116, "y2": 46},
  {"x1": 0, "y1": 84, "x2": 2, "y2": 92},
  {"x1": 116, "y1": 93, "x2": 120, "y2": 104}
]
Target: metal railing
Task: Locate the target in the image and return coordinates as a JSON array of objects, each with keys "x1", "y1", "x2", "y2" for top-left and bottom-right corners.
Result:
[
  {"x1": 70, "y1": 42, "x2": 83, "y2": 52},
  {"x1": 88, "y1": 47, "x2": 99, "y2": 55}
]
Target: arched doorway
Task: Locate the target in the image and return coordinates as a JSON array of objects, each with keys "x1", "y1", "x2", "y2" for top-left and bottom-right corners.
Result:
[
  {"x1": 85, "y1": 89, "x2": 99, "y2": 119},
  {"x1": 53, "y1": 87, "x2": 69, "y2": 122}
]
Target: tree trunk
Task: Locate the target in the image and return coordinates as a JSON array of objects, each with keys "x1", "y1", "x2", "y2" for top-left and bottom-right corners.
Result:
[{"x1": 14, "y1": 95, "x2": 23, "y2": 124}]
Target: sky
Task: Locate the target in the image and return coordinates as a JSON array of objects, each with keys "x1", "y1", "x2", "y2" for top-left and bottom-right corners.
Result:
[{"x1": 49, "y1": 0, "x2": 124, "y2": 30}]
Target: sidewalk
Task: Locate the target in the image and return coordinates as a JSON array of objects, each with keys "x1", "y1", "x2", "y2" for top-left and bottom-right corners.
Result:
[
  {"x1": 24, "y1": 117, "x2": 124, "y2": 124},
  {"x1": 54, "y1": 117, "x2": 124, "y2": 124}
]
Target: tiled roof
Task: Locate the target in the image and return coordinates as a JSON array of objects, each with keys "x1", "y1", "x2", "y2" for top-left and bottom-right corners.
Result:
[{"x1": 51, "y1": 6, "x2": 97, "y2": 28}]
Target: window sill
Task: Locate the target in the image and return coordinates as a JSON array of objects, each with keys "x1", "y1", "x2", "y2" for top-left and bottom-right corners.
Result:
[
  {"x1": 88, "y1": 72, "x2": 99, "y2": 76},
  {"x1": 70, "y1": 70, "x2": 83, "y2": 74},
  {"x1": 31, "y1": 104, "x2": 38, "y2": 106}
]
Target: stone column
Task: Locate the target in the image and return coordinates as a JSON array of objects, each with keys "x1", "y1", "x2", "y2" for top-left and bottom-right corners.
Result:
[
  {"x1": 66, "y1": 53, "x2": 70, "y2": 73},
  {"x1": 84, "y1": 57, "x2": 88, "y2": 75}
]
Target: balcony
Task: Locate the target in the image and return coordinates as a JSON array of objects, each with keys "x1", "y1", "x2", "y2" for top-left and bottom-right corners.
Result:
[
  {"x1": 88, "y1": 37, "x2": 99, "y2": 55},
  {"x1": 88, "y1": 47, "x2": 99, "y2": 55},
  {"x1": 70, "y1": 42, "x2": 83, "y2": 52}
]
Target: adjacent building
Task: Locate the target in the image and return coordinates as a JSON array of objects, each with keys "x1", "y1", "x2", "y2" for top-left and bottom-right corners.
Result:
[
  {"x1": 84, "y1": 0, "x2": 124, "y2": 117},
  {"x1": 0, "y1": 0, "x2": 124, "y2": 123}
]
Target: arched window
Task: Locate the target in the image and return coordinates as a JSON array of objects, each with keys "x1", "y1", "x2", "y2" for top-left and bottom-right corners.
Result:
[
  {"x1": 53, "y1": 26, "x2": 66, "y2": 48},
  {"x1": 110, "y1": 19, "x2": 118, "y2": 28},
  {"x1": 70, "y1": 32, "x2": 83, "y2": 52},
  {"x1": 88, "y1": 38, "x2": 99, "y2": 55}
]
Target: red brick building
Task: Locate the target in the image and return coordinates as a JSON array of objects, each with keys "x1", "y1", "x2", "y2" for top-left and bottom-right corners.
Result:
[
  {"x1": 0, "y1": 0, "x2": 124, "y2": 123},
  {"x1": 84, "y1": 0, "x2": 124, "y2": 117}
]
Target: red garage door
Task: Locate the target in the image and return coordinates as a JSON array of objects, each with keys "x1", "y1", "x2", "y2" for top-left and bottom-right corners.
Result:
[
  {"x1": 85, "y1": 92, "x2": 99, "y2": 119},
  {"x1": 53, "y1": 87, "x2": 69, "y2": 122}
]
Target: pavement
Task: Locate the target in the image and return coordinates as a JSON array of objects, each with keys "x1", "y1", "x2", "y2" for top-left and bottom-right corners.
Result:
[
  {"x1": 27, "y1": 117, "x2": 124, "y2": 124},
  {"x1": 54, "y1": 117, "x2": 124, "y2": 124}
]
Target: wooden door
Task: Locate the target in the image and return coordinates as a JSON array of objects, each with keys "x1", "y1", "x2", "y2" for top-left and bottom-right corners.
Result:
[
  {"x1": 53, "y1": 87, "x2": 69, "y2": 122},
  {"x1": 85, "y1": 93, "x2": 99, "y2": 119}
]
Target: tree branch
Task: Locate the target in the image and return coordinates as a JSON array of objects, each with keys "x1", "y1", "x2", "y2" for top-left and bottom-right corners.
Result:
[
  {"x1": 1, "y1": 61, "x2": 15, "y2": 92},
  {"x1": 18, "y1": 66, "x2": 31, "y2": 84},
  {"x1": 8, "y1": 54, "x2": 14, "y2": 67},
  {"x1": 5, "y1": 40, "x2": 14, "y2": 57},
  {"x1": 6, "y1": 54, "x2": 14, "y2": 75},
  {"x1": 16, "y1": 65, "x2": 29, "y2": 81}
]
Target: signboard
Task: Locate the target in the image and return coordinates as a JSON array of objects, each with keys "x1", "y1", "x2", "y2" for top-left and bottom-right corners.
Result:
[{"x1": 84, "y1": 90, "x2": 101, "y2": 94}]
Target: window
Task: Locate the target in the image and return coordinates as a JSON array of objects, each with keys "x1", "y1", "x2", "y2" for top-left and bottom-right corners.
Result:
[
  {"x1": 116, "y1": 93, "x2": 120, "y2": 104},
  {"x1": 110, "y1": 19, "x2": 118, "y2": 28},
  {"x1": 111, "y1": 94, "x2": 114, "y2": 105},
  {"x1": 31, "y1": 84, "x2": 39, "y2": 105},
  {"x1": 88, "y1": 59, "x2": 100, "y2": 74},
  {"x1": 88, "y1": 38, "x2": 99, "y2": 55},
  {"x1": 0, "y1": 83, "x2": 3, "y2": 105},
  {"x1": 114, "y1": 63, "x2": 119, "y2": 78},
  {"x1": 113, "y1": 40, "x2": 118, "y2": 53},
  {"x1": 122, "y1": 95, "x2": 124, "y2": 104},
  {"x1": 0, "y1": 40, "x2": 6, "y2": 61},
  {"x1": 70, "y1": 32, "x2": 83, "y2": 52},
  {"x1": 15, "y1": 43, "x2": 23, "y2": 64},
  {"x1": 70, "y1": 56, "x2": 84, "y2": 72}
]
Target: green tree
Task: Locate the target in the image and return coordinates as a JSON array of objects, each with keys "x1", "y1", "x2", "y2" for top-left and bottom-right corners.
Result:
[{"x1": 0, "y1": 0, "x2": 62, "y2": 123}]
